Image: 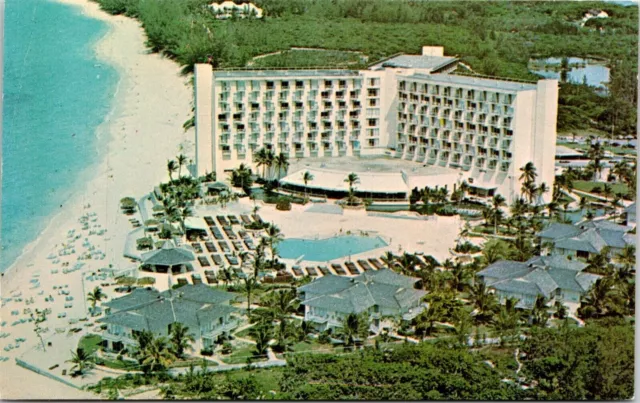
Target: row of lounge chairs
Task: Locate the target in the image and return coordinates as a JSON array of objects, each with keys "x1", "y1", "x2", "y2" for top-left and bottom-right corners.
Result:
[{"x1": 288, "y1": 257, "x2": 386, "y2": 278}]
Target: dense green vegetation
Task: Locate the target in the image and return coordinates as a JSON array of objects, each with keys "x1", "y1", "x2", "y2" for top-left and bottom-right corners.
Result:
[{"x1": 91, "y1": 0, "x2": 637, "y2": 136}]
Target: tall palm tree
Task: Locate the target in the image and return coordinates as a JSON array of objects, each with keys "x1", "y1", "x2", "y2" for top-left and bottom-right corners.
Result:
[
  {"x1": 302, "y1": 171, "x2": 314, "y2": 200},
  {"x1": 616, "y1": 244, "x2": 636, "y2": 272},
  {"x1": 250, "y1": 322, "x2": 272, "y2": 357},
  {"x1": 530, "y1": 295, "x2": 550, "y2": 327},
  {"x1": 587, "y1": 141, "x2": 604, "y2": 180},
  {"x1": 274, "y1": 152, "x2": 289, "y2": 179},
  {"x1": 254, "y1": 148, "x2": 268, "y2": 179},
  {"x1": 414, "y1": 300, "x2": 445, "y2": 338},
  {"x1": 519, "y1": 162, "x2": 538, "y2": 184},
  {"x1": 344, "y1": 172, "x2": 360, "y2": 203},
  {"x1": 167, "y1": 160, "x2": 178, "y2": 182},
  {"x1": 265, "y1": 223, "x2": 284, "y2": 264},
  {"x1": 87, "y1": 286, "x2": 106, "y2": 312},
  {"x1": 578, "y1": 277, "x2": 618, "y2": 319},
  {"x1": 169, "y1": 323, "x2": 195, "y2": 359},
  {"x1": 337, "y1": 313, "x2": 368, "y2": 350},
  {"x1": 491, "y1": 194, "x2": 506, "y2": 235},
  {"x1": 449, "y1": 262, "x2": 472, "y2": 292},
  {"x1": 469, "y1": 282, "x2": 497, "y2": 323},
  {"x1": 493, "y1": 297, "x2": 520, "y2": 346},
  {"x1": 140, "y1": 337, "x2": 176, "y2": 374},
  {"x1": 612, "y1": 160, "x2": 631, "y2": 182},
  {"x1": 243, "y1": 276, "x2": 259, "y2": 316},
  {"x1": 176, "y1": 154, "x2": 188, "y2": 178},
  {"x1": 67, "y1": 348, "x2": 95, "y2": 376}
]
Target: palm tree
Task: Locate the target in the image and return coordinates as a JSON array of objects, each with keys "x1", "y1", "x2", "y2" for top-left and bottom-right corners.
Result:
[
  {"x1": 169, "y1": 323, "x2": 195, "y2": 359},
  {"x1": 414, "y1": 300, "x2": 445, "y2": 338},
  {"x1": 302, "y1": 171, "x2": 314, "y2": 200},
  {"x1": 530, "y1": 295, "x2": 550, "y2": 327},
  {"x1": 167, "y1": 160, "x2": 178, "y2": 182},
  {"x1": 469, "y1": 282, "x2": 497, "y2": 323},
  {"x1": 491, "y1": 194, "x2": 506, "y2": 235},
  {"x1": 452, "y1": 308, "x2": 472, "y2": 347},
  {"x1": 140, "y1": 336, "x2": 176, "y2": 374},
  {"x1": 176, "y1": 154, "x2": 188, "y2": 178},
  {"x1": 449, "y1": 262, "x2": 472, "y2": 292},
  {"x1": 133, "y1": 330, "x2": 154, "y2": 360},
  {"x1": 519, "y1": 162, "x2": 538, "y2": 184},
  {"x1": 251, "y1": 322, "x2": 272, "y2": 357},
  {"x1": 254, "y1": 148, "x2": 268, "y2": 179},
  {"x1": 586, "y1": 246, "x2": 613, "y2": 275},
  {"x1": 612, "y1": 160, "x2": 631, "y2": 182},
  {"x1": 344, "y1": 172, "x2": 360, "y2": 204},
  {"x1": 616, "y1": 244, "x2": 636, "y2": 271},
  {"x1": 67, "y1": 348, "x2": 95, "y2": 376},
  {"x1": 265, "y1": 223, "x2": 284, "y2": 264},
  {"x1": 337, "y1": 313, "x2": 368, "y2": 350},
  {"x1": 243, "y1": 276, "x2": 259, "y2": 316},
  {"x1": 493, "y1": 297, "x2": 520, "y2": 346},
  {"x1": 587, "y1": 141, "x2": 605, "y2": 180},
  {"x1": 578, "y1": 277, "x2": 617, "y2": 319},
  {"x1": 381, "y1": 251, "x2": 396, "y2": 271},
  {"x1": 87, "y1": 286, "x2": 106, "y2": 312},
  {"x1": 274, "y1": 152, "x2": 289, "y2": 179},
  {"x1": 265, "y1": 150, "x2": 276, "y2": 179}
]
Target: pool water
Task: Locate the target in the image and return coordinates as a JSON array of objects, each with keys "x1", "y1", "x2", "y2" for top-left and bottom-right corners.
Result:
[{"x1": 278, "y1": 235, "x2": 388, "y2": 262}]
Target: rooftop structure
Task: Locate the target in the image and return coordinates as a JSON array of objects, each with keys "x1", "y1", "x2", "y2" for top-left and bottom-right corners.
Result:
[
  {"x1": 208, "y1": 1, "x2": 263, "y2": 19},
  {"x1": 298, "y1": 269, "x2": 427, "y2": 331},
  {"x1": 101, "y1": 284, "x2": 240, "y2": 352},
  {"x1": 194, "y1": 45, "x2": 558, "y2": 203},
  {"x1": 478, "y1": 255, "x2": 601, "y2": 307},
  {"x1": 538, "y1": 219, "x2": 635, "y2": 259}
]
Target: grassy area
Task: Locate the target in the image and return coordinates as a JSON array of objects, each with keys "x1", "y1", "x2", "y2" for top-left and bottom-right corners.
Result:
[
  {"x1": 169, "y1": 358, "x2": 219, "y2": 368},
  {"x1": 220, "y1": 343, "x2": 261, "y2": 365},
  {"x1": 79, "y1": 334, "x2": 103, "y2": 355},
  {"x1": 573, "y1": 180, "x2": 629, "y2": 196}
]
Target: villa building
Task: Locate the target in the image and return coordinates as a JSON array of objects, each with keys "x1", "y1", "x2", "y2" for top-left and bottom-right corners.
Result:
[
  {"x1": 537, "y1": 219, "x2": 635, "y2": 259},
  {"x1": 477, "y1": 255, "x2": 601, "y2": 308},
  {"x1": 624, "y1": 202, "x2": 636, "y2": 226},
  {"x1": 194, "y1": 46, "x2": 558, "y2": 204},
  {"x1": 297, "y1": 269, "x2": 427, "y2": 333},
  {"x1": 207, "y1": 1, "x2": 263, "y2": 19},
  {"x1": 100, "y1": 284, "x2": 240, "y2": 353}
]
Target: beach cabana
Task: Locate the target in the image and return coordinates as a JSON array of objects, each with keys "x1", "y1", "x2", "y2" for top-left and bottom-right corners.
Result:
[
  {"x1": 185, "y1": 217, "x2": 209, "y2": 240},
  {"x1": 140, "y1": 241, "x2": 196, "y2": 274}
]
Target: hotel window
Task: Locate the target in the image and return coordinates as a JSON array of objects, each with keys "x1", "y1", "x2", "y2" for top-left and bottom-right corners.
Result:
[
  {"x1": 367, "y1": 128, "x2": 380, "y2": 137},
  {"x1": 368, "y1": 98, "x2": 378, "y2": 107},
  {"x1": 368, "y1": 139, "x2": 378, "y2": 147},
  {"x1": 295, "y1": 80, "x2": 304, "y2": 89},
  {"x1": 250, "y1": 81, "x2": 260, "y2": 90},
  {"x1": 281, "y1": 81, "x2": 289, "y2": 89},
  {"x1": 366, "y1": 108, "x2": 380, "y2": 117},
  {"x1": 266, "y1": 81, "x2": 274, "y2": 90},
  {"x1": 368, "y1": 78, "x2": 380, "y2": 86},
  {"x1": 324, "y1": 80, "x2": 333, "y2": 88},
  {"x1": 367, "y1": 118, "x2": 378, "y2": 127},
  {"x1": 368, "y1": 89, "x2": 379, "y2": 97}
]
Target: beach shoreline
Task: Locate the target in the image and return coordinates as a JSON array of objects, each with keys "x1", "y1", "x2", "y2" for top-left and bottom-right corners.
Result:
[{"x1": 0, "y1": 0, "x2": 193, "y2": 398}]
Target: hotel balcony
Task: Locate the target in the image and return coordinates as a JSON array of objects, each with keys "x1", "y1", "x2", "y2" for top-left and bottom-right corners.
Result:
[{"x1": 295, "y1": 149, "x2": 305, "y2": 158}]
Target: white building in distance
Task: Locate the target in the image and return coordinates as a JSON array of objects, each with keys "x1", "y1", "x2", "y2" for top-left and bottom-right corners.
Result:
[
  {"x1": 208, "y1": 1, "x2": 263, "y2": 19},
  {"x1": 194, "y1": 46, "x2": 558, "y2": 203}
]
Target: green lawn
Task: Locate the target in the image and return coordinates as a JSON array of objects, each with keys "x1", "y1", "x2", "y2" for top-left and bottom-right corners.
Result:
[
  {"x1": 572, "y1": 180, "x2": 629, "y2": 196},
  {"x1": 79, "y1": 334, "x2": 102, "y2": 355},
  {"x1": 220, "y1": 343, "x2": 261, "y2": 364}
]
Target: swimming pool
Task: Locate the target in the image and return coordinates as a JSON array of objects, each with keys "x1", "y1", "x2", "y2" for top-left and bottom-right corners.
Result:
[{"x1": 278, "y1": 235, "x2": 388, "y2": 262}]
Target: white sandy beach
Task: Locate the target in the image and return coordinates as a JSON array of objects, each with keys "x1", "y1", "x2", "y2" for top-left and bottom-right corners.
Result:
[{"x1": 0, "y1": 0, "x2": 193, "y2": 398}]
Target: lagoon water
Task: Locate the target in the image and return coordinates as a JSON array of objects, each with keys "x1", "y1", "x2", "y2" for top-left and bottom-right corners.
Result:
[{"x1": 1, "y1": 0, "x2": 117, "y2": 271}]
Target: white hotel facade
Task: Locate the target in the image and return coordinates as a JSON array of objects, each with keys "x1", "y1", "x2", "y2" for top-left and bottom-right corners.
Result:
[{"x1": 194, "y1": 46, "x2": 558, "y2": 203}]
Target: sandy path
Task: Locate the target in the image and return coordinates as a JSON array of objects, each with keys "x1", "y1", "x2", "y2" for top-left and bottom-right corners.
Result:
[{"x1": 0, "y1": 0, "x2": 193, "y2": 398}]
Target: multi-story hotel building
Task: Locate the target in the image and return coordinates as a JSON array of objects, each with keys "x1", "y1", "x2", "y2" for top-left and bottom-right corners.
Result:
[{"x1": 194, "y1": 46, "x2": 558, "y2": 203}]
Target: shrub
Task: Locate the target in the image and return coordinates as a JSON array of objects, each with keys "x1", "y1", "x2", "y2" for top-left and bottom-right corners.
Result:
[
  {"x1": 115, "y1": 276, "x2": 137, "y2": 286},
  {"x1": 136, "y1": 237, "x2": 153, "y2": 250},
  {"x1": 276, "y1": 197, "x2": 292, "y2": 211},
  {"x1": 436, "y1": 205, "x2": 456, "y2": 216},
  {"x1": 591, "y1": 186, "x2": 602, "y2": 194},
  {"x1": 200, "y1": 349, "x2": 213, "y2": 356},
  {"x1": 137, "y1": 277, "x2": 156, "y2": 286},
  {"x1": 221, "y1": 341, "x2": 233, "y2": 354}
]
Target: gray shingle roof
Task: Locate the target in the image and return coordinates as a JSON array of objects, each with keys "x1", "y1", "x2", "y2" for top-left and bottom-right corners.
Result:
[
  {"x1": 300, "y1": 269, "x2": 424, "y2": 315},
  {"x1": 521, "y1": 269, "x2": 558, "y2": 296},
  {"x1": 492, "y1": 279, "x2": 550, "y2": 298},
  {"x1": 477, "y1": 260, "x2": 531, "y2": 281},
  {"x1": 537, "y1": 223, "x2": 582, "y2": 240},
  {"x1": 525, "y1": 255, "x2": 587, "y2": 271},
  {"x1": 624, "y1": 202, "x2": 636, "y2": 214},
  {"x1": 100, "y1": 285, "x2": 238, "y2": 334},
  {"x1": 575, "y1": 272, "x2": 602, "y2": 292},
  {"x1": 372, "y1": 55, "x2": 457, "y2": 71},
  {"x1": 141, "y1": 241, "x2": 196, "y2": 266},
  {"x1": 578, "y1": 219, "x2": 632, "y2": 232}
]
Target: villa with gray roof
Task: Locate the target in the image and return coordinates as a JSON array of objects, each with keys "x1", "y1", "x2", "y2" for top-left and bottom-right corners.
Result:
[
  {"x1": 478, "y1": 255, "x2": 601, "y2": 309},
  {"x1": 100, "y1": 284, "x2": 240, "y2": 353},
  {"x1": 538, "y1": 219, "x2": 635, "y2": 259},
  {"x1": 624, "y1": 202, "x2": 636, "y2": 226},
  {"x1": 194, "y1": 45, "x2": 557, "y2": 204},
  {"x1": 297, "y1": 269, "x2": 426, "y2": 332}
]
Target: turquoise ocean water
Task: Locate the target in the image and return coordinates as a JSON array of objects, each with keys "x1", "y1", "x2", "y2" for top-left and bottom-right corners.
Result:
[{"x1": 1, "y1": 0, "x2": 118, "y2": 271}]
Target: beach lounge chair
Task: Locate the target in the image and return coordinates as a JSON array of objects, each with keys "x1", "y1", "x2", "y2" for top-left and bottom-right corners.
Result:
[
  {"x1": 244, "y1": 239, "x2": 256, "y2": 250},
  {"x1": 232, "y1": 241, "x2": 244, "y2": 251},
  {"x1": 318, "y1": 266, "x2": 330, "y2": 276},
  {"x1": 197, "y1": 256, "x2": 211, "y2": 267},
  {"x1": 204, "y1": 216, "x2": 215, "y2": 226},
  {"x1": 211, "y1": 254, "x2": 223, "y2": 266},
  {"x1": 292, "y1": 266, "x2": 304, "y2": 277},
  {"x1": 240, "y1": 215, "x2": 252, "y2": 225},
  {"x1": 252, "y1": 213, "x2": 263, "y2": 223},
  {"x1": 225, "y1": 254, "x2": 239, "y2": 265},
  {"x1": 218, "y1": 241, "x2": 231, "y2": 253},
  {"x1": 306, "y1": 267, "x2": 318, "y2": 276},
  {"x1": 331, "y1": 263, "x2": 347, "y2": 276},
  {"x1": 216, "y1": 215, "x2": 229, "y2": 226},
  {"x1": 345, "y1": 261, "x2": 360, "y2": 275},
  {"x1": 368, "y1": 258, "x2": 384, "y2": 270},
  {"x1": 212, "y1": 228, "x2": 224, "y2": 240},
  {"x1": 357, "y1": 260, "x2": 373, "y2": 271},
  {"x1": 205, "y1": 275, "x2": 217, "y2": 284},
  {"x1": 204, "y1": 242, "x2": 217, "y2": 253},
  {"x1": 228, "y1": 215, "x2": 240, "y2": 225},
  {"x1": 177, "y1": 278, "x2": 188, "y2": 286},
  {"x1": 191, "y1": 274, "x2": 203, "y2": 285},
  {"x1": 191, "y1": 243, "x2": 204, "y2": 253}
]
